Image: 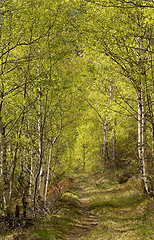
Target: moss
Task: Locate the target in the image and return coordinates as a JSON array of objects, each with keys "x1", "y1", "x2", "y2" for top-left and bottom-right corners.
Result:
[{"x1": 32, "y1": 228, "x2": 60, "y2": 239}]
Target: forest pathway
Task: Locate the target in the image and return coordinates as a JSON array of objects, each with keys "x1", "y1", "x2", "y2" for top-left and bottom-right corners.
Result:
[
  {"x1": 65, "y1": 173, "x2": 100, "y2": 240},
  {"x1": 2, "y1": 172, "x2": 153, "y2": 240},
  {"x1": 64, "y1": 172, "x2": 153, "y2": 240}
]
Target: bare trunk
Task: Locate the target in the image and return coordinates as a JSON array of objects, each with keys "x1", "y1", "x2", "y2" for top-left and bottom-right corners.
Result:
[
  {"x1": 9, "y1": 115, "x2": 24, "y2": 202},
  {"x1": 29, "y1": 155, "x2": 33, "y2": 196},
  {"x1": 0, "y1": 85, "x2": 12, "y2": 219},
  {"x1": 44, "y1": 145, "x2": 53, "y2": 203},
  {"x1": 138, "y1": 89, "x2": 152, "y2": 196},
  {"x1": 152, "y1": 126, "x2": 154, "y2": 158},
  {"x1": 82, "y1": 145, "x2": 86, "y2": 170},
  {"x1": 39, "y1": 162, "x2": 46, "y2": 199},
  {"x1": 103, "y1": 120, "x2": 109, "y2": 162},
  {"x1": 33, "y1": 86, "x2": 44, "y2": 213},
  {"x1": 44, "y1": 114, "x2": 62, "y2": 203},
  {"x1": 9, "y1": 37, "x2": 29, "y2": 201},
  {"x1": 138, "y1": 93, "x2": 142, "y2": 169},
  {"x1": 146, "y1": 91, "x2": 154, "y2": 158},
  {"x1": 38, "y1": 88, "x2": 45, "y2": 200},
  {"x1": 113, "y1": 118, "x2": 117, "y2": 168},
  {"x1": 103, "y1": 85, "x2": 113, "y2": 163},
  {"x1": 0, "y1": 116, "x2": 12, "y2": 218},
  {"x1": 149, "y1": 40, "x2": 154, "y2": 157},
  {"x1": 141, "y1": 89, "x2": 151, "y2": 195}
]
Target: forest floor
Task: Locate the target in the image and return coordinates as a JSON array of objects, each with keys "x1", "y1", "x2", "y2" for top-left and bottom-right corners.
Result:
[{"x1": 1, "y1": 172, "x2": 153, "y2": 240}]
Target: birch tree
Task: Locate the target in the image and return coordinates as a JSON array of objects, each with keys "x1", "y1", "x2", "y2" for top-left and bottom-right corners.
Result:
[{"x1": 82, "y1": 0, "x2": 153, "y2": 195}]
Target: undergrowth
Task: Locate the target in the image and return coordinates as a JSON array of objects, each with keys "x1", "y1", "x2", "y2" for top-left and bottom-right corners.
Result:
[
  {"x1": 85, "y1": 174, "x2": 154, "y2": 240},
  {"x1": 0, "y1": 173, "x2": 153, "y2": 240}
]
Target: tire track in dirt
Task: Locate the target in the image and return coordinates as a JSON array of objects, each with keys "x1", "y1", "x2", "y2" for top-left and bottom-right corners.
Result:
[{"x1": 66, "y1": 174, "x2": 100, "y2": 240}]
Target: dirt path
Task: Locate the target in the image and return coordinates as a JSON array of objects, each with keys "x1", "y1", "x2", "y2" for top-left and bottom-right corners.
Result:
[
  {"x1": 65, "y1": 172, "x2": 153, "y2": 240},
  {"x1": 65, "y1": 174, "x2": 100, "y2": 240},
  {"x1": 1, "y1": 172, "x2": 153, "y2": 240}
]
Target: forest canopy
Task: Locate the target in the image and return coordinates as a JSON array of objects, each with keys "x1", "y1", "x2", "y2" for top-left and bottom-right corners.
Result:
[{"x1": 0, "y1": 0, "x2": 153, "y2": 224}]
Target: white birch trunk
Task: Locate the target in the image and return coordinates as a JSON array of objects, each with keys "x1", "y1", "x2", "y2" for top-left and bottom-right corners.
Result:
[
  {"x1": 44, "y1": 113, "x2": 62, "y2": 203},
  {"x1": 39, "y1": 163, "x2": 46, "y2": 199},
  {"x1": 44, "y1": 145, "x2": 53, "y2": 203},
  {"x1": 29, "y1": 155, "x2": 33, "y2": 196},
  {"x1": 141, "y1": 89, "x2": 150, "y2": 195},
  {"x1": 103, "y1": 120, "x2": 109, "y2": 162},
  {"x1": 103, "y1": 85, "x2": 112, "y2": 163},
  {"x1": 113, "y1": 118, "x2": 116, "y2": 166},
  {"x1": 0, "y1": 116, "x2": 11, "y2": 217},
  {"x1": 138, "y1": 89, "x2": 151, "y2": 195},
  {"x1": 137, "y1": 23, "x2": 152, "y2": 195},
  {"x1": 138, "y1": 93, "x2": 142, "y2": 167},
  {"x1": 38, "y1": 87, "x2": 45, "y2": 199},
  {"x1": 149, "y1": 40, "x2": 154, "y2": 157}
]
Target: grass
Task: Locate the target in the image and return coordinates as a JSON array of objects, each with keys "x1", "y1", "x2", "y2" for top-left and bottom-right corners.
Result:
[
  {"x1": 82, "y1": 174, "x2": 154, "y2": 240},
  {"x1": 24, "y1": 190, "x2": 86, "y2": 240},
  {"x1": 32, "y1": 228, "x2": 59, "y2": 239},
  {"x1": 1, "y1": 172, "x2": 153, "y2": 240}
]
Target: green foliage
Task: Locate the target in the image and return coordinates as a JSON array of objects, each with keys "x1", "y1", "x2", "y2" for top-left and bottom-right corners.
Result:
[{"x1": 0, "y1": 0, "x2": 153, "y2": 224}]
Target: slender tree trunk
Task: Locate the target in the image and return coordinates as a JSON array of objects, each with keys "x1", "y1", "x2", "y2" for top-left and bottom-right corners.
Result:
[
  {"x1": 113, "y1": 118, "x2": 117, "y2": 167},
  {"x1": 39, "y1": 161, "x2": 46, "y2": 199},
  {"x1": 138, "y1": 29, "x2": 152, "y2": 195},
  {"x1": 0, "y1": 116, "x2": 12, "y2": 218},
  {"x1": 138, "y1": 92, "x2": 142, "y2": 170},
  {"x1": 103, "y1": 85, "x2": 113, "y2": 163},
  {"x1": 149, "y1": 40, "x2": 154, "y2": 157},
  {"x1": 20, "y1": 120, "x2": 31, "y2": 219},
  {"x1": 82, "y1": 144, "x2": 86, "y2": 170},
  {"x1": 103, "y1": 120, "x2": 109, "y2": 163},
  {"x1": 9, "y1": 32, "x2": 31, "y2": 202},
  {"x1": 137, "y1": 88, "x2": 152, "y2": 196},
  {"x1": 33, "y1": 86, "x2": 44, "y2": 213},
  {"x1": 146, "y1": 93, "x2": 154, "y2": 158},
  {"x1": 0, "y1": 83, "x2": 12, "y2": 220},
  {"x1": 29, "y1": 154, "x2": 33, "y2": 196},
  {"x1": 38, "y1": 87, "x2": 45, "y2": 200},
  {"x1": 27, "y1": 110, "x2": 32, "y2": 196},
  {"x1": 44, "y1": 113, "x2": 62, "y2": 203},
  {"x1": 9, "y1": 115, "x2": 25, "y2": 202},
  {"x1": 141, "y1": 89, "x2": 151, "y2": 195},
  {"x1": 44, "y1": 145, "x2": 53, "y2": 203}
]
